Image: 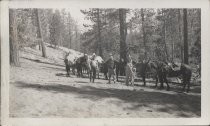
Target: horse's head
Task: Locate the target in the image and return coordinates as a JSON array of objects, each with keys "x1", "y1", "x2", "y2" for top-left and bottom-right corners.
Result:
[
  {"x1": 163, "y1": 63, "x2": 172, "y2": 72},
  {"x1": 147, "y1": 60, "x2": 157, "y2": 70},
  {"x1": 84, "y1": 54, "x2": 88, "y2": 59},
  {"x1": 132, "y1": 60, "x2": 137, "y2": 66}
]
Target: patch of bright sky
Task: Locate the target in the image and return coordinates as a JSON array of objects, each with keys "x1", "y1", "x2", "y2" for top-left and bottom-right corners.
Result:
[
  {"x1": 55, "y1": 8, "x2": 157, "y2": 33},
  {"x1": 64, "y1": 8, "x2": 92, "y2": 33}
]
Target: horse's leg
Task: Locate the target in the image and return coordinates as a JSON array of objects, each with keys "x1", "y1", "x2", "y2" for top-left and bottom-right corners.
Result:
[
  {"x1": 131, "y1": 73, "x2": 134, "y2": 86},
  {"x1": 187, "y1": 81, "x2": 190, "y2": 93},
  {"x1": 88, "y1": 69, "x2": 90, "y2": 78},
  {"x1": 159, "y1": 75, "x2": 164, "y2": 89},
  {"x1": 81, "y1": 67, "x2": 84, "y2": 77},
  {"x1": 113, "y1": 73, "x2": 116, "y2": 84},
  {"x1": 97, "y1": 69, "x2": 99, "y2": 79},
  {"x1": 182, "y1": 77, "x2": 187, "y2": 92},
  {"x1": 79, "y1": 67, "x2": 81, "y2": 77},
  {"x1": 116, "y1": 69, "x2": 119, "y2": 82},
  {"x1": 186, "y1": 76, "x2": 191, "y2": 93},
  {"x1": 142, "y1": 74, "x2": 146, "y2": 86},
  {"x1": 66, "y1": 68, "x2": 69, "y2": 76},
  {"x1": 70, "y1": 66, "x2": 72, "y2": 75},
  {"x1": 108, "y1": 71, "x2": 111, "y2": 84},
  {"x1": 114, "y1": 69, "x2": 116, "y2": 83},
  {"x1": 68, "y1": 66, "x2": 70, "y2": 76},
  {"x1": 105, "y1": 72, "x2": 108, "y2": 80},
  {"x1": 65, "y1": 65, "x2": 68, "y2": 76},
  {"x1": 78, "y1": 67, "x2": 80, "y2": 77},
  {"x1": 69, "y1": 66, "x2": 71, "y2": 77},
  {"x1": 76, "y1": 67, "x2": 79, "y2": 77},
  {"x1": 183, "y1": 83, "x2": 186, "y2": 92},
  {"x1": 92, "y1": 70, "x2": 94, "y2": 83},
  {"x1": 93, "y1": 69, "x2": 96, "y2": 83},
  {"x1": 123, "y1": 67, "x2": 125, "y2": 76},
  {"x1": 72, "y1": 66, "x2": 75, "y2": 75},
  {"x1": 164, "y1": 76, "x2": 170, "y2": 91},
  {"x1": 89, "y1": 70, "x2": 92, "y2": 82},
  {"x1": 155, "y1": 75, "x2": 158, "y2": 88}
]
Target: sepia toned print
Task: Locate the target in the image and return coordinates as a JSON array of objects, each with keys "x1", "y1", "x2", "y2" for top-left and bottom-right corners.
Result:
[{"x1": 9, "y1": 8, "x2": 201, "y2": 118}]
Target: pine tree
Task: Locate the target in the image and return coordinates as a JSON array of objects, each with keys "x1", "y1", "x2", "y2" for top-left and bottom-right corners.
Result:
[
  {"x1": 183, "y1": 9, "x2": 189, "y2": 64},
  {"x1": 9, "y1": 9, "x2": 20, "y2": 66},
  {"x1": 35, "y1": 9, "x2": 46, "y2": 57},
  {"x1": 119, "y1": 9, "x2": 128, "y2": 61}
]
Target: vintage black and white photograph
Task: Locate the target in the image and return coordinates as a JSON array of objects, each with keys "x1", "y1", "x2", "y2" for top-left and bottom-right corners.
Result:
[{"x1": 8, "y1": 7, "x2": 202, "y2": 119}]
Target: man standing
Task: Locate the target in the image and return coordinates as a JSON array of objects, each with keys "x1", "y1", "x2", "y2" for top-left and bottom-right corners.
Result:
[
  {"x1": 107, "y1": 53, "x2": 116, "y2": 84},
  {"x1": 125, "y1": 54, "x2": 135, "y2": 86}
]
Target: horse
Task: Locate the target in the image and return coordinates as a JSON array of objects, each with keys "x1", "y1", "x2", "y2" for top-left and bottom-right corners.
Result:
[
  {"x1": 101, "y1": 59, "x2": 134, "y2": 82},
  {"x1": 145, "y1": 60, "x2": 171, "y2": 90},
  {"x1": 101, "y1": 60, "x2": 119, "y2": 80},
  {"x1": 83, "y1": 55, "x2": 99, "y2": 83},
  {"x1": 135, "y1": 60, "x2": 150, "y2": 86},
  {"x1": 101, "y1": 61, "x2": 108, "y2": 80},
  {"x1": 94, "y1": 56, "x2": 104, "y2": 79},
  {"x1": 75, "y1": 55, "x2": 87, "y2": 77},
  {"x1": 166, "y1": 63, "x2": 192, "y2": 92},
  {"x1": 64, "y1": 52, "x2": 77, "y2": 77},
  {"x1": 147, "y1": 60, "x2": 192, "y2": 92}
]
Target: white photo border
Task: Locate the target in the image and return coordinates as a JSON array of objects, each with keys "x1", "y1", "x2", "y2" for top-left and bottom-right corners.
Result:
[{"x1": 1, "y1": 0, "x2": 210, "y2": 125}]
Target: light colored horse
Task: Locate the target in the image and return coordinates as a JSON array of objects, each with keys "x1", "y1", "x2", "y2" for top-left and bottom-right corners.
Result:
[
  {"x1": 84, "y1": 55, "x2": 100, "y2": 83},
  {"x1": 64, "y1": 52, "x2": 77, "y2": 76},
  {"x1": 94, "y1": 56, "x2": 104, "y2": 64}
]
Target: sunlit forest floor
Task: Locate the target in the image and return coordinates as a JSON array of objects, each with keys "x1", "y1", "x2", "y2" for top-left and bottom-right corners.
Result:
[{"x1": 9, "y1": 45, "x2": 201, "y2": 118}]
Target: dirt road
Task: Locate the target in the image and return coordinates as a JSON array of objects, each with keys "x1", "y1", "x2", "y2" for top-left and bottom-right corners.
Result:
[{"x1": 9, "y1": 56, "x2": 201, "y2": 118}]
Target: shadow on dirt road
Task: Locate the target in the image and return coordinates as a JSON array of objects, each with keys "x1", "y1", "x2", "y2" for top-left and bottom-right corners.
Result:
[{"x1": 14, "y1": 81, "x2": 201, "y2": 117}]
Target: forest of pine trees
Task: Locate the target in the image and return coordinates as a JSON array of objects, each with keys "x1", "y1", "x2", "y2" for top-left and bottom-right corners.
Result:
[
  {"x1": 9, "y1": 8, "x2": 201, "y2": 66},
  {"x1": 81, "y1": 8, "x2": 201, "y2": 64},
  {"x1": 9, "y1": 8, "x2": 81, "y2": 66}
]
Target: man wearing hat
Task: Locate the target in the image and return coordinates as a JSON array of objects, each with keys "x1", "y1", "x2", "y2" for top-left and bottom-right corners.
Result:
[{"x1": 107, "y1": 53, "x2": 116, "y2": 84}]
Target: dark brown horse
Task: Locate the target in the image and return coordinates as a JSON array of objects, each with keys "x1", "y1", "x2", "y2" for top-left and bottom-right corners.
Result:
[
  {"x1": 75, "y1": 56, "x2": 87, "y2": 77},
  {"x1": 101, "y1": 60, "x2": 120, "y2": 81},
  {"x1": 135, "y1": 60, "x2": 150, "y2": 86},
  {"x1": 148, "y1": 60, "x2": 192, "y2": 92}
]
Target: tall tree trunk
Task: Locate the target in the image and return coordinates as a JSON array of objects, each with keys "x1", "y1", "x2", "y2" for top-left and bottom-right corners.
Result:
[
  {"x1": 162, "y1": 9, "x2": 169, "y2": 61},
  {"x1": 9, "y1": 9, "x2": 20, "y2": 66},
  {"x1": 69, "y1": 32, "x2": 72, "y2": 49},
  {"x1": 169, "y1": 15, "x2": 174, "y2": 62},
  {"x1": 69, "y1": 25, "x2": 72, "y2": 49},
  {"x1": 119, "y1": 9, "x2": 127, "y2": 62},
  {"x1": 183, "y1": 9, "x2": 189, "y2": 64},
  {"x1": 178, "y1": 9, "x2": 184, "y2": 62},
  {"x1": 68, "y1": 13, "x2": 72, "y2": 49},
  {"x1": 141, "y1": 9, "x2": 147, "y2": 60},
  {"x1": 35, "y1": 9, "x2": 46, "y2": 58},
  {"x1": 97, "y1": 9, "x2": 103, "y2": 58}
]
